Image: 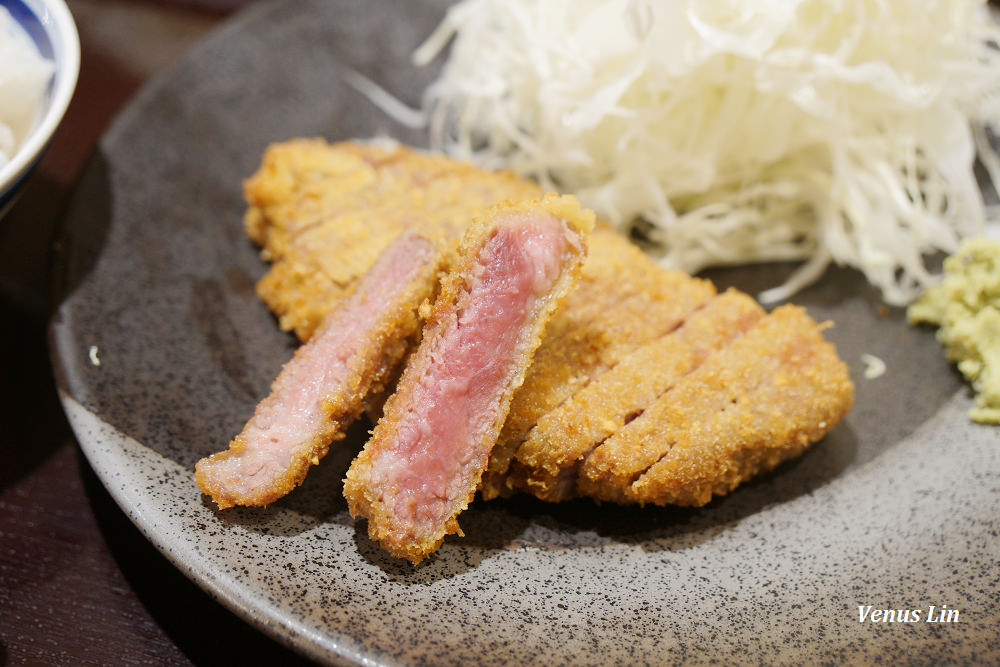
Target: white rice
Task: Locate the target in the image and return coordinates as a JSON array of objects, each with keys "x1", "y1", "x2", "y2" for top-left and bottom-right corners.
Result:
[{"x1": 0, "y1": 6, "x2": 54, "y2": 168}]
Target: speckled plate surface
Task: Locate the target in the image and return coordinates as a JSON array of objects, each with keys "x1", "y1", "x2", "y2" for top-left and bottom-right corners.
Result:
[{"x1": 49, "y1": 1, "x2": 999, "y2": 664}]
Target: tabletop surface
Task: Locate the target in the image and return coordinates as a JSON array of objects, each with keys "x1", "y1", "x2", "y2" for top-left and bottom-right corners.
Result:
[{"x1": 0, "y1": 1, "x2": 314, "y2": 664}]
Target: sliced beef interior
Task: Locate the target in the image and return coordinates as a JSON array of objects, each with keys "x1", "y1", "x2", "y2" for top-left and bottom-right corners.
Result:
[
  {"x1": 344, "y1": 195, "x2": 593, "y2": 563},
  {"x1": 195, "y1": 231, "x2": 443, "y2": 509}
]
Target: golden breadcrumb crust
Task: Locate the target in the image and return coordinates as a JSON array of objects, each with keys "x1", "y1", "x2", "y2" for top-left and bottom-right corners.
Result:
[
  {"x1": 505, "y1": 289, "x2": 765, "y2": 502},
  {"x1": 244, "y1": 139, "x2": 541, "y2": 341},
  {"x1": 578, "y1": 305, "x2": 854, "y2": 506}
]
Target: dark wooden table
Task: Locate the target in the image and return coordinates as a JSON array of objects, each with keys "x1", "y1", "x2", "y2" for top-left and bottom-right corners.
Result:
[{"x1": 0, "y1": 2, "x2": 315, "y2": 664}]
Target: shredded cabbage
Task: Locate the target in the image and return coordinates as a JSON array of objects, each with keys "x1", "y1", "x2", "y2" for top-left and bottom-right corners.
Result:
[{"x1": 413, "y1": 0, "x2": 1000, "y2": 303}]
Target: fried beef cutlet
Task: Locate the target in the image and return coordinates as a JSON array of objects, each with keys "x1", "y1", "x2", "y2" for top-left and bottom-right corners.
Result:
[
  {"x1": 229, "y1": 139, "x2": 854, "y2": 557},
  {"x1": 344, "y1": 195, "x2": 593, "y2": 563},
  {"x1": 243, "y1": 139, "x2": 542, "y2": 341},
  {"x1": 195, "y1": 231, "x2": 443, "y2": 509},
  {"x1": 577, "y1": 305, "x2": 854, "y2": 506},
  {"x1": 503, "y1": 288, "x2": 766, "y2": 503}
]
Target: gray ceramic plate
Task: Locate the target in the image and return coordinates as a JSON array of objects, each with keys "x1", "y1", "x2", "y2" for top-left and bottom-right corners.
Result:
[{"x1": 49, "y1": 1, "x2": 999, "y2": 664}]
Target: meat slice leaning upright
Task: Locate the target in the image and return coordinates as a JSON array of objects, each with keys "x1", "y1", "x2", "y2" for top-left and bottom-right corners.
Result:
[
  {"x1": 195, "y1": 231, "x2": 443, "y2": 509},
  {"x1": 344, "y1": 194, "x2": 593, "y2": 563}
]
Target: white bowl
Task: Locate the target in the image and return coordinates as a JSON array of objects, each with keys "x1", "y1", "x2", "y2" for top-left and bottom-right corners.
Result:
[{"x1": 0, "y1": 0, "x2": 80, "y2": 216}]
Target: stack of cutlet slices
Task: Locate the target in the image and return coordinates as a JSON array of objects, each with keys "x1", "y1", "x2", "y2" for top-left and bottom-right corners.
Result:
[{"x1": 197, "y1": 138, "x2": 854, "y2": 563}]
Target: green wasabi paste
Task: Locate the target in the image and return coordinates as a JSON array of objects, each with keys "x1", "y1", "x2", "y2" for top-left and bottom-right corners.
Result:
[{"x1": 908, "y1": 238, "x2": 1000, "y2": 424}]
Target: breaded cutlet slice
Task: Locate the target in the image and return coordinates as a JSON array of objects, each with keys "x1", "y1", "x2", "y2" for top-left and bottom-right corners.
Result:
[
  {"x1": 196, "y1": 231, "x2": 443, "y2": 509},
  {"x1": 578, "y1": 305, "x2": 854, "y2": 506},
  {"x1": 477, "y1": 230, "x2": 716, "y2": 500},
  {"x1": 506, "y1": 289, "x2": 765, "y2": 502},
  {"x1": 344, "y1": 195, "x2": 592, "y2": 563},
  {"x1": 243, "y1": 139, "x2": 541, "y2": 340}
]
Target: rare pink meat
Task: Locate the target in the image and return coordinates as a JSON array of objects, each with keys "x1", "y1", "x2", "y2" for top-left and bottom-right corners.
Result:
[
  {"x1": 196, "y1": 231, "x2": 442, "y2": 509},
  {"x1": 344, "y1": 195, "x2": 592, "y2": 563}
]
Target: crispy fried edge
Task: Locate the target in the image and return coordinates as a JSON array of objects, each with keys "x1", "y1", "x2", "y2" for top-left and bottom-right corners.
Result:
[
  {"x1": 578, "y1": 305, "x2": 854, "y2": 506},
  {"x1": 510, "y1": 289, "x2": 766, "y2": 502}
]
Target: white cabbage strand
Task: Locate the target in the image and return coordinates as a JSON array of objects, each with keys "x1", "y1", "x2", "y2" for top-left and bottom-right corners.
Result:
[{"x1": 415, "y1": 0, "x2": 1000, "y2": 304}]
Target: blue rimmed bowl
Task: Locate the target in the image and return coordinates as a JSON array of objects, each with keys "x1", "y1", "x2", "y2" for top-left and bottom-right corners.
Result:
[{"x1": 0, "y1": 0, "x2": 79, "y2": 216}]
